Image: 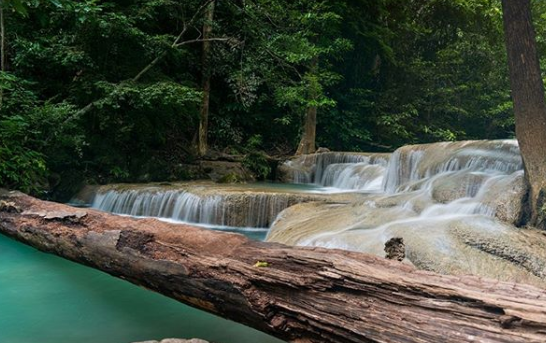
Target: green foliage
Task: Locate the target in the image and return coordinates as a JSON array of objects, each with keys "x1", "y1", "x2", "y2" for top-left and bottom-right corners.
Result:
[
  {"x1": 216, "y1": 172, "x2": 246, "y2": 184},
  {"x1": 1, "y1": 0, "x2": 538, "y2": 196},
  {"x1": 0, "y1": 115, "x2": 47, "y2": 194},
  {"x1": 243, "y1": 151, "x2": 271, "y2": 180}
]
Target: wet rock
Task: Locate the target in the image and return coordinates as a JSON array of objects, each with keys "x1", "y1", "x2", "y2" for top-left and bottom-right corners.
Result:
[
  {"x1": 277, "y1": 152, "x2": 389, "y2": 184},
  {"x1": 480, "y1": 172, "x2": 526, "y2": 225},
  {"x1": 431, "y1": 173, "x2": 487, "y2": 203},
  {"x1": 316, "y1": 147, "x2": 331, "y2": 153},
  {"x1": 276, "y1": 159, "x2": 313, "y2": 183},
  {"x1": 385, "y1": 237, "x2": 405, "y2": 261},
  {"x1": 70, "y1": 185, "x2": 100, "y2": 205}
]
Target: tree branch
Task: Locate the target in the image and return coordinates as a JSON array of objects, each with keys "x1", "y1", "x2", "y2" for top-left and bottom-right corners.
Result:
[
  {"x1": 56, "y1": 0, "x2": 221, "y2": 127},
  {"x1": 175, "y1": 37, "x2": 233, "y2": 47}
]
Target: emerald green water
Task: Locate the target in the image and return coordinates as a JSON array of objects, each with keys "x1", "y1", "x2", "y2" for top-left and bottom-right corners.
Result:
[{"x1": 0, "y1": 234, "x2": 283, "y2": 343}]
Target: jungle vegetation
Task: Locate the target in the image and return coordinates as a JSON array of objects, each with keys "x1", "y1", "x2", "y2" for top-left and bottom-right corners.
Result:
[{"x1": 1, "y1": 0, "x2": 545, "y2": 200}]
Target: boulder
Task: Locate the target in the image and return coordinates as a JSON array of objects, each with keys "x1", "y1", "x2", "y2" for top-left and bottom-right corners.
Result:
[
  {"x1": 480, "y1": 172, "x2": 527, "y2": 225},
  {"x1": 431, "y1": 172, "x2": 487, "y2": 204},
  {"x1": 316, "y1": 147, "x2": 331, "y2": 153}
]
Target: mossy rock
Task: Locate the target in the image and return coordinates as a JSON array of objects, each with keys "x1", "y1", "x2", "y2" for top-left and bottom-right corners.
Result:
[{"x1": 216, "y1": 172, "x2": 246, "y2": 184}]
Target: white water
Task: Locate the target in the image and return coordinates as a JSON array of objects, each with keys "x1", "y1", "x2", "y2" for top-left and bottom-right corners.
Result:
[
  {"x1": 73, "y1": 140, "x2": 546, "y2": 285},
  {"x1": 382, "y1": 140, "x2": 522, "y2": 193},
  {"x1": 269, "y1": 140, "x2": 546, "y2": 286},
  {"x1": 284, "y1": 152, "x2": 389, "y2": 191},
  {"x1": 280, "y1": 140, "x2": 523, "y2": 219},
  {"x1": 87, "y1": 184, "x2": 325, "y2": 228}
]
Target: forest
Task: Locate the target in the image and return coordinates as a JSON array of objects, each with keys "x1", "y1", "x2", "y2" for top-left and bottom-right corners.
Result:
[
  {"x1": 2, "y1": 0, "x2": 546, "y2": 200},
  {"x1": 3, "y1": 1, "x2": 546, "y2": 343}
]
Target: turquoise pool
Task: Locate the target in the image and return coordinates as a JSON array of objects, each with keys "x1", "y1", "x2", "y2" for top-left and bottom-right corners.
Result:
[{"x1": 0, "y1": 233, "x2": 283, "y2": 343}]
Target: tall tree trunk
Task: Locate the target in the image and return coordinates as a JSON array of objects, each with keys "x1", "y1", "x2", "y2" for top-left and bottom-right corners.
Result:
[
  {"x1": 198, "y1": 0, "x2": 216, "y2": 157},
  {"x1": 502, "y1": 0, "x2": 546, "y2": 229},
  {"x1": 296, "y1": 58, "x2": 318, "y2": 156},
  {"x1": 0, "y1": 1, "x2": 5, "y2": 111},
  {"x1": 295, "y1": 105, "x2": 317, "y2": 155}
]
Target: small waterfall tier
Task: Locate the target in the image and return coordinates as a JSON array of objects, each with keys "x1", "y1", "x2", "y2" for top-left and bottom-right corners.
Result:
[
  {"x1": 278, "y1": 152, "x2": 390, "y2": 191},
  {"x1": 268, "y1": 140, "x2": 546, "y2": 287},
  {"x1": 382, "y1": 140, "x2": 522, "y2": 193},
  {"x1": 73, "y1": 183, "x2": 340, "y2": 228}
]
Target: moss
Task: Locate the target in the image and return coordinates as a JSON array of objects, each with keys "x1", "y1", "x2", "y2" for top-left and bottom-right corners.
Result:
[
  {"x1": 254, "y1": 261, "x2": 270, "y2": 268},
  {"x1": 217, "y1": 173, "x2": 246, "y2": 184}
]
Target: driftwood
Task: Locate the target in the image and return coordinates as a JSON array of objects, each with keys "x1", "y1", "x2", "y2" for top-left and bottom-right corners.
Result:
[{"x1": 1, "y1": 190, "x2": 546, "y2": 343}]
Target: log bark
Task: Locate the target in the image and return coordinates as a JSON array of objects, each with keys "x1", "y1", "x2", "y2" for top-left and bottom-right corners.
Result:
[
  {"x1": 2, "y1": 191, "x2": 546, "y2": 343},
  {"x1": 502, "y1": 0, "x2": 546, "y2": 229}
]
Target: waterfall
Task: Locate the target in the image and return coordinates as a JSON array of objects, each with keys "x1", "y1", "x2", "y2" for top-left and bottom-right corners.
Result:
[
  {"x1": 382, "y1": 140, "x2": 522, "y2": 193},
  {"x1": 71, "y1": 139, "x2": 546, "y2": 286},
  {"x1": 280, "y1": 140, "x2": 522, "y2": 198},
  {"x1": 268, "y1": 140, "x2": 545, "y2": 286},
  {"x1": 281, "y1": 152, "x2": 389, "y2": 190},
  {"x1": 87, "y1": 185, "x2": 323, "y2": 228},
  {"x1": 319, "y1": 163, "x2": 385, "y2": 191}
]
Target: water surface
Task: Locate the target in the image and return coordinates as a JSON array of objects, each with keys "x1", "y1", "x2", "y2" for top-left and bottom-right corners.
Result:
[{"x1": 0, "y1": 234, "x2": 283, "y2": 343}]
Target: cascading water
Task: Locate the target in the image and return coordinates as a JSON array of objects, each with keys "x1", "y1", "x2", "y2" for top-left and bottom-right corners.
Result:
[
  {"x1": 382, "y1": 140, "x2": 522, "y2": 194},
  {"x1": 269, "y1": 140, "x2": 546, "y2": 287},
  {"x1": 83, "y1": 183, "x2": 331, "y2": 228},
  {"x1": 280, "y1": 152, "x2": 389, "y2": 191},
  {"x1": 278, "y1": 140, "x2": 524, "y2": 219},
  {"x1": 92, "y1": 190, "x2": 227, "y2": 225},
  {"x1": 72, "y1": 140, "x2": 546, "y2": 286}
]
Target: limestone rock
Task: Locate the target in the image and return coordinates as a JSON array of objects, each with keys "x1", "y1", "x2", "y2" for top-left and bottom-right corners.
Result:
[
  {"x1": 481, "y1": 172, "x2": 527, "y2": 225},
  {"x1": 431, "y1": 173, "x2": 487, "y2": 204},
  {"x1": 316, "y1": 147, "x2": 331, "y2": 153},
  {"x1": 276, "y1": 161, "x2": 312, "y2": 183}
]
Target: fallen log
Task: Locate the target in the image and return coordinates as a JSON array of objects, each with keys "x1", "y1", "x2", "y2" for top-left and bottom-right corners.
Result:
[{"x1": 1, "y1": 190, "x2": 546, "y2": 343}]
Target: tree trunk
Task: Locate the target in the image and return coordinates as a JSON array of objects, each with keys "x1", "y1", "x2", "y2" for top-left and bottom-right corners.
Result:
[
  {"x1": 502, "y1": 0, "x2": 546, "y2": 229},
  {"x1": 2, "y1": 191, "x2": 546, "y2": 343},
  {"x1": 296, "y1": 58, "x2": 318, "y2": 156},
  {"x1": 295, "y1": 105, "x2": 317, "y2": 156},
  {"x1": 198, "y1": 1, "x2": 216, "y2": 157}
]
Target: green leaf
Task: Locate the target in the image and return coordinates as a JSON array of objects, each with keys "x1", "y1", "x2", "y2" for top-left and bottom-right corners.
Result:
[{"x1": 10, "y1": 0, "x2": 28, "y2": 16}]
